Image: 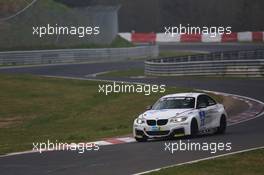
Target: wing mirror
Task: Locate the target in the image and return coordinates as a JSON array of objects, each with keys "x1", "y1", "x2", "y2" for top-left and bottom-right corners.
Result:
[{"x1": 146, "y1": 105, "x2": 152, "y2": 110}]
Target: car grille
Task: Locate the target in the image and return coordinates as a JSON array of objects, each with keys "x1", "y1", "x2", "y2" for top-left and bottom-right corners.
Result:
[
  {"x1": 157, "y1": 119, "x2": 168, "y2": 126},
  {"x1": 146, "y1": 131, "x2": 170, "y2": 136},
  {"x1": 147, "y1": 119, "x2": 168, "y2": 126},
  {"x1": 147, "y1": 120, "x2": 156, "y2": 126}
]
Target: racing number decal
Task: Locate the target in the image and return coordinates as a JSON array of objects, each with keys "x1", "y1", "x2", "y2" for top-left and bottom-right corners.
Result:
[{"x1": 199, "y1": 111, "x2": 206, "y2": 127}]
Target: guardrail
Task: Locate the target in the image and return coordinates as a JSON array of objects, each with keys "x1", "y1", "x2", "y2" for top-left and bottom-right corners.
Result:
[
  {"x1": 145, "y1": 50, "x2": 264, "y2": 77},
  {"x1": 0, "y1": 46, "x2": 159, "y2": 66}
]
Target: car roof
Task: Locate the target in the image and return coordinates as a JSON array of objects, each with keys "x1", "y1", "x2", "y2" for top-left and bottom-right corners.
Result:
[{"x1": 162, "y1": 92, "x2": 205, "y2": 99}]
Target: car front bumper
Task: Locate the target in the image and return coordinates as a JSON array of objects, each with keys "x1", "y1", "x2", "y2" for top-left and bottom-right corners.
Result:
[{"x1": 133, "y1": 121, "x2": 191, "y2": 138}]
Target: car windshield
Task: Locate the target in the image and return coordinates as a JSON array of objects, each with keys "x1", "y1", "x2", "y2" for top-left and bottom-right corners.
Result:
[{"x1": 152, "y1": 97, "x2": 195, "y2": 110}]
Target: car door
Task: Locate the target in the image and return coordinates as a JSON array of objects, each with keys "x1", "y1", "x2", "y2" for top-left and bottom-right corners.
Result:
[
  {"x1": 197, "y1": 95, "x2": 211, "y2": 130},
  {"x1": 205, "y1": 95, "x2": 221, "y2": 128}
]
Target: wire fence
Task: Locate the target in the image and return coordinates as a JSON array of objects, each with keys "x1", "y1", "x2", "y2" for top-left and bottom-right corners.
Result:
[{"x1": 0, "y1": 46, "x2": 158, "y2": 65}]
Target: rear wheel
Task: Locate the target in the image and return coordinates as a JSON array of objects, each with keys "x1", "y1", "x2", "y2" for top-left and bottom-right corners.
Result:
[
  {"x1": 190, "y1": 119, "x2": 198, "y2": 138},
  {"x1": 216, "y1": 115, "x2": 226, "y2": 134}
]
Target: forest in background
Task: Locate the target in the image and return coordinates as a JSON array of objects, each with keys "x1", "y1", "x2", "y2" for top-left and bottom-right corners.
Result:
[{"x1": 56, "y1": 0, "x2": 264, "y2": 32}]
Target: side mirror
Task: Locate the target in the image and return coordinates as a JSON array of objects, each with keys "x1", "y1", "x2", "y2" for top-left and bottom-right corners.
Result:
[{"x1": 146, "y1": 105, "x2": 152, "y2": 110}]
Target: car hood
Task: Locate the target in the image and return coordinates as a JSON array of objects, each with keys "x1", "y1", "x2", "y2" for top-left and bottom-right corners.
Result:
[{"x1": 142, "y1": 109, "x2": 193, "y2": 120}]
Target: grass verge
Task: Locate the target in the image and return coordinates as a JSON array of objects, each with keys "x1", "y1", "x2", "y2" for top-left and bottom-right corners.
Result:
[
  {"x1": 0, "y1": 35, "x2": 134, "y2": 51},
  {"x1": 0, "y1": 73, "x2": 197, "y2": 155},
  {"x1": 148, "y1": 148, "x2": 264, "y2": 175}
]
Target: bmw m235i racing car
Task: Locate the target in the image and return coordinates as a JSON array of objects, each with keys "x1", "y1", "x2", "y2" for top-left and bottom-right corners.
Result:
[{"x1": 133, "y1": 93, "x2": 227, "y2": 142}]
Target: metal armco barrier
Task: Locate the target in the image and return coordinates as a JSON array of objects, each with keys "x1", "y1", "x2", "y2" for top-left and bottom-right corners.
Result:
[
  {"x1": 0, "y1": 46, "x2": 159, "y2": 65},
  {"x1": 145, "y1": 50, "x2": 264, "y2": 77}
]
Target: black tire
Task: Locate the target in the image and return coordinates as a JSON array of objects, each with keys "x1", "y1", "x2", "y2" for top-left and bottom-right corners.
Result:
[
  {"x1": 216, "y1": 115, "x2": 227, "y2": 134},
  {"x1": 135, "y1": 137, "x2": 148, "y2": 142},
  {"x1": 190, "y1": 119, "x2": 199, "y2": 138}
]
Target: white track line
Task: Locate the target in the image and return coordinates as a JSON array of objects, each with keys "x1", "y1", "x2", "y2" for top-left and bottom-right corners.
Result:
[{"x1": 85, "y1": 71, "x2": 115, "y2": 78}]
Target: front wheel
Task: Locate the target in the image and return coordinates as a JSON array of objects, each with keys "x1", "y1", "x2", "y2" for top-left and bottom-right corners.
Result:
[
  {"x1": 190, "y1": 119, "x2": 198, "y2": 138},
  {"x1": 216, "y1": 115, "x2": 226, "y2": 134}
]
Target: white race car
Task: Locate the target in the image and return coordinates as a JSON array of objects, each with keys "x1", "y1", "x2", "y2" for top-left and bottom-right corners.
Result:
[{"x1": 133, "y1": 93, "x2": 227, "y2": 142}]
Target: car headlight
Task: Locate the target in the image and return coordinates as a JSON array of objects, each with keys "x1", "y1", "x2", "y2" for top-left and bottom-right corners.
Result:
[
  {"x1": 170, "y1": 116, "x2": 188, "y2": 123},
  {"x1": 136, "y1": 118, "x2": 146, "y2": 124}
]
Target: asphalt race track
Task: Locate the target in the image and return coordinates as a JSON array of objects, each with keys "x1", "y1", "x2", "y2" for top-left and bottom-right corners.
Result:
[
  {"x1": 0, "y1": 61, "x2": 144, "y2": 78},
  {"x1": 0, "y1": 44, "x2": 264, "y2": 175}
]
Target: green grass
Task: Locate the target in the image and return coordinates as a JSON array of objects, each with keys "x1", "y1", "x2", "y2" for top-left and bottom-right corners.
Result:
[
  {"x1": 0, "y1": 35, "x2": 134, "y2": 51},
  {"x1": 148, "y1": 149, "x2": 264, "y2": 175},
  {"x1": 0, "y1": 73, "x2": 195, "y2": 154},
  {"x1": 110, "y1": 35, "x2": 134, "y2": 48}
]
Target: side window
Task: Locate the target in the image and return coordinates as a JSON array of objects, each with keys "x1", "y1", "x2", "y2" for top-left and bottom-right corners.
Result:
[
  {"x1": 197, "y1": 95, "x2": 208, "y2": 108},
  {"x1": 206, "y1": 95, "x2": 217, "y2": 106}
]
